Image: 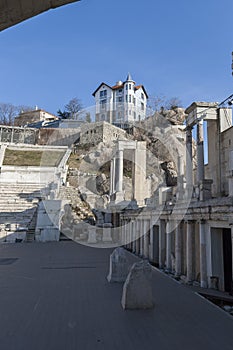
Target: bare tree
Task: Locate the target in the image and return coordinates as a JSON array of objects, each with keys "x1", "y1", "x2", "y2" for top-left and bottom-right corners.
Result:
[
  {"x1": 165, "y1": 97, "x2": 182, "y2": 110},
  {"x1": 0, "y1": 103, "x2": 19, "y2": 125},
  {"x1": 58, "y1": 97, "x2": 83, "y2": 119},
  {"x1": 148, "y1": 95, "x2": 182, "y2": 112},
  {"x1": 65, "y1": 98, "x2": 83, "y2": 119},
  {"x1": 148, "y1": 94, "x2": 166, "y2": 112},
  {"x1": 0, "y1": 103, "x2": 33, "y2": 126}
]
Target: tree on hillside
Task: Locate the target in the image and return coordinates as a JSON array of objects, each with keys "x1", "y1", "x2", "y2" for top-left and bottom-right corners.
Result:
[
  {"x1": 0, "y1": 103, "x2": 32, "y2": 126},
  {"x1": 148, "y1": 95, "x2": 182, "y2": 112},
  {"x1": 57, "y1": 109, "x2": 70, "y2": 119},
  {"x1": 165, "y1": 97, "x2": 182, "y2": 110},
  {"x1": 57, "y1": 97, "x2": 83, "y2": 119}
]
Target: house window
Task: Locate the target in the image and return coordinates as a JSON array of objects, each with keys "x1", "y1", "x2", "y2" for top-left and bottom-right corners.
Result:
[
  {"x1": 141, "y1": 102, "x2": 144, "y2": 110},
  {"x1": 125, "y1": 95, "x2": 128, "y2": 102},
  {"x1": 100, "y1": 90, "x2": 107, "y2": 98},
  {"x1": 133, "y1": 97, "x2": 136, "y2": 105},
  {"x1": 141, "y1": 93, "x2": 144, "y2": 100},
  {"x1": 129, "y1": 110, "x2": 131, "y2": 115},
  {"x1": 129, "y1": 95, "x2": 132, "y2": 103},
  {"x1": 101, "y1": 99, "x2": 107, "y2": 109},
  {"x1": 118, "y1": 89, "x2": 122, "y2": 93},
  {"x1": 129, "y1": 84, "x2": 131, "y2": 90},
  {"x1": 118, "y1": 96, "x2": 123, "y2": 103},
  {"x1": 125, "y1": 84, "x2": 128, "y2": 90}
]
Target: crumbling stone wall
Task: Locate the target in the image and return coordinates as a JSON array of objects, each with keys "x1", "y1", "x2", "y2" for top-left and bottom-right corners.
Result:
[
  {"x1": 79, "y1": 121, "x2": 127, "y2": 145},
  {"x1": 38, "y1": 128, "x2": 80, "y2": 146}
]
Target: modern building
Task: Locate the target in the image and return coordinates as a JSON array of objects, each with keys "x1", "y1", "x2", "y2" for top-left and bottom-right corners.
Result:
[{"x1": 92, "y1": 73, "x2": 148, "y2": 127}]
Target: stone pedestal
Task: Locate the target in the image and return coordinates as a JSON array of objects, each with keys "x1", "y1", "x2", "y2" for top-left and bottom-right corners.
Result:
[
  {"x1": 199, "y1": 179, "x2": 213, "y2": 201},
  {"x1": 229, "y1": 176, "x2": 233, "y2": 197},
  {"x1": 87, "y1": 226, "x2": 97, "y2": 244},
  {"x1": 107, "y1": 247, "x2": 129, "y2": 282},
  {"x1": 121, "y1": 261, "x2": 154, "y2": 310},
  {"x1": 102, "y1": 223, "x2": 113, "y2": 243}
]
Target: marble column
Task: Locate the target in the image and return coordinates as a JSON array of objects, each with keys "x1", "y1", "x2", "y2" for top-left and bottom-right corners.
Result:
[
  {"x1": 139, "y1": 220, "x2": 144, "y2": 256},
  {"x1": 166, "y1": 220, "x2": 172, "y2": 271},
  {"x1": 132, "y1": 142, "x2": 147, "y2": 206},
  {"x1": 129, "y1": 221, "x2": 133, "y2": 250},
  {"x1": 197, "y1": 120, "x2": 205, "y2": 183},
  {"x1": 177, "y1": 155, "x2": 185, "y2": 200},
  {"x1": 186, "y1": 221, "x2": 194, "y2": 282},
  {"x1": 186, "y1": 126, "x2": 193, "y2": 197},
  {"x1": 121, "y1": 220, "x2": 126, "y2": 246},
  {"x1": 199, "y1": 220, "x2": 207, "y2": 288},
  {"x1": 175, "y1": 222, "x2": 182, "y2": 276},
  {"x1": 110, "y1": 157, "x2": 116, "y2": 195},
  {"x1": 132, "y1": 221, "x2": 136, "y2": 253},
  {"x1": 115, "y1": 149, "x2": 124, "y2": 192},
  {"x1": 135, "y1": 220, "x2": 140, "y2": 255},
  {"x1": 125, "y1": 220, "x2": 129, "y2": 247},
  {"x1": 159, "y1": 219, "x2": 166, "y2": 268},
  {"x1": 149, "y1": 224, "x2": 154, "y2": 261},
  {"x1": 143, "y1": 219, "x2": 150, "y2": 259}
]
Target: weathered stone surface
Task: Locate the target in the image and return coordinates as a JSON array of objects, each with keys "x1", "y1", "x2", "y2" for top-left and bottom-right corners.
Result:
[
  {"x1": 121, "y1": 260, "x2": 154, "y2": 309},
  {"x1": 87, "y1": 225, "x2": 97, "y2": 244},
  {"x1": 107, "y1": 247, "x2": 129, "y2": 282},
  {"x1": 102, "y1": 223, "x2": 113, "y2": 242}
]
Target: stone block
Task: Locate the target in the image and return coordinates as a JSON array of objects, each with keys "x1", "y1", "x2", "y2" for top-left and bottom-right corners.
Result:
[
  {"x1": 87, "y1": 226, "x2": 97, "y2": 244},
  {"x1": 107, "y1": 247, "x2": 129, "y2": 282},
  {"x1": 102, "y1": 223, "x2": 113, "y2": 242},
  {"x1": 36, "y1": 227, "x2": 60, "y2": 242},
  {"x1": 121, "y1": 260, "x2": 154, "y2": 309}
]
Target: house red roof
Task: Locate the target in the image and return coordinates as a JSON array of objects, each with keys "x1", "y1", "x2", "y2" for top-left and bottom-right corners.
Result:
[{"x1": 112, "y1": 84, "x2": 124, "y2": 90}]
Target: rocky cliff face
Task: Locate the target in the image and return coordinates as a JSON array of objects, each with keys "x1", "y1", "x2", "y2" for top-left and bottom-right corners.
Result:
[{"x1": 62, "y1": 109, "x2": 196, "y2": 220}]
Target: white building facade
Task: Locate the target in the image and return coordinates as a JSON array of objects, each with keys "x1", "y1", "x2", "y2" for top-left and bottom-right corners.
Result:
[{"x1": 92, "y1": 74, "x2": 148, "y2": 126}]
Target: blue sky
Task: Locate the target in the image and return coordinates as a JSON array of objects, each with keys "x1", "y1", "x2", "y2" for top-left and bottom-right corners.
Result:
[{"x1": 0, "y1": 0, "x2": 232, "y2": 114}]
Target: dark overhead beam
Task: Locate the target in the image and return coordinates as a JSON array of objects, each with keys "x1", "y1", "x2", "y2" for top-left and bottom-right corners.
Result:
[{"x1": 0, "y1": 0, "x2": 80, "y2": 32}]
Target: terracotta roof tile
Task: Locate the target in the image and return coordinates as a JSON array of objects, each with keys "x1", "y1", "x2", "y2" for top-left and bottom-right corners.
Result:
[{"x1": 112, "y1": 84, "x2": 124, "y2": 90}]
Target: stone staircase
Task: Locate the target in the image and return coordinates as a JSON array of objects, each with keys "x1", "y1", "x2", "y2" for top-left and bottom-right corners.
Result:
[
  {"x1": 26, "y1": 208, "x2": 38, "y2": 242},
  {"x1": 59, "y1": 185, "x2": 95, "y2": 224},
  {"x1": 0, "y1": 183, "x2": 45, "y2": 242}
]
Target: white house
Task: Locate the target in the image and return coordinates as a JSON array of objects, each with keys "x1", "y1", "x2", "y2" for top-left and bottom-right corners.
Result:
[{"x1": 92, "y1": 74, "x2": 148, "y2": 126}]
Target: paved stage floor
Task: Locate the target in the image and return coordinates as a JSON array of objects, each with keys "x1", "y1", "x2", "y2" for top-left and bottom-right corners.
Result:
[{"x1": 0, "y1": 241, "x2": 232, "y2": 350}]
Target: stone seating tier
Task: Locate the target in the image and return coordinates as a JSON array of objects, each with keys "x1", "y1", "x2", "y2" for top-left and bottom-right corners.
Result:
[{"x1": 0, "y1": 182, "x2": 47, "y2": 242}]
